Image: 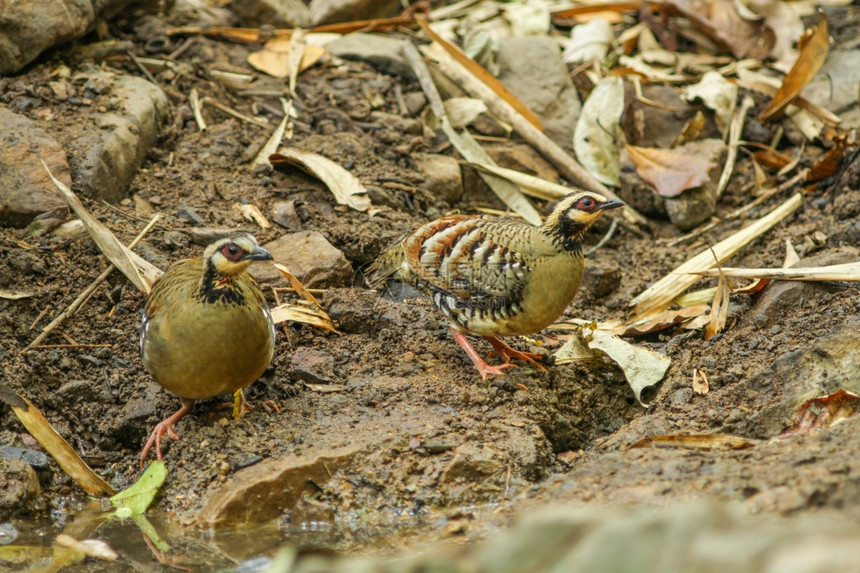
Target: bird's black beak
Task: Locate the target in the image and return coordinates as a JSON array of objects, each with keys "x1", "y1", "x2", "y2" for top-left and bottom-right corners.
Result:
[
  {"x1": 597, "y1": 199, "x2": 625, "y2": 211},
  {"x1": 244, "y1": 245, "x2": 273, "y2": 262}
]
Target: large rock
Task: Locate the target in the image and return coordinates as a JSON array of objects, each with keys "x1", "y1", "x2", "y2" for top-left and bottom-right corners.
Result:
[
  {"x1": 0, "y1": 108, "x2": 70, "y2": 227},
  {"x1": 253, "y1": 231, "x2": 353, "y2": 287},
  {"x1": 496, "y1": 36, "x2": 581, "y2": 151},
  {"x1": 64, "y1": 69, "x2": 169, "y2": 202},
  {"x1": 0, "y1": 0, "x2": 132, "y2": 75},
  {"x1": 231, "y1": 0, "x2": 310, "y2": 27},
  {"x1": 199, "y1": 446, "x2": 361, "y2": 528}
]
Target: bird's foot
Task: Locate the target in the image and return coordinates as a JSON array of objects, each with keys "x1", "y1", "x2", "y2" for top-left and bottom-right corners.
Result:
[
  {"x1": 484, "y1": 336, "x2": 547, "y2": 371},
  {"x1": 139, "y1": 403, "x2": 193, "y2": 468},
  {"x1": 452, "y1": 329, "x2": 516, "y2": 380}
]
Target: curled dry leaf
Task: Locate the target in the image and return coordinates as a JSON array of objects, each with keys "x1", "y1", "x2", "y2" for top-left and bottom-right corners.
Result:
[
  {"x1": 684, "y1": 71, "x2": 737, "y2": 136},
  {"x1": 563, "y1": 17, "x2": 614, "y2": 64},
  {"x1": 270, "y1": 301, "x2": 339, "y2": 333},
  {"x1": 777, "y1": 389, "x2": 860, "y2": 438},
  {"x1": 760, "y1": 11, "x2": 830, "y2": 122},
  {"x1": 704, "y1": 271, "x2": 730, "y2": 340},
  {"x1": 234, "y1": 203, "x2": 271, "y2": 229},
  {"x1": 55, "y1": 535, "x2": 118, "y2": 562},
  {"x1": 271, "y1": 148, "x2": 371, "y2": 212},
  {"x1": 630, "y1": 434, "x2": 760, "y2": 450},
  {"x1": 615, "y1": 305, "x2": 709, "y2": 336},
  {"x1": 692, "y1": 368, "x2": 710, "y2": 395},
  {"x1": 625, "y1": 144, "x2": 717, "y2": 197},
  {"x1": 247, "y1": 37, "x2": 325, "y2": 79}
]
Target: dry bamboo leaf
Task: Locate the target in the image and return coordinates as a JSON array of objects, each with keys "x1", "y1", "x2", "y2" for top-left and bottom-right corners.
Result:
[
  {"x1": 616, "y1": 305, "x2": 709, "y2": 336},
  {"x1": 270, "y1": 301, "x2": 338, "y2": 333},
  {"x1": 252, "y1": 98, "x2": 293, "y2": 169},
  {"x1": 0, "y1": 387, "x2": 115, "y2": 497},
  {"x1": 625, "y1": 144, "x2": 717, "y2": 197},
  {"x1": 234, "y1": 203, "x2": 271, "y2": 229},
  {"x1": 0, "y1": 289, "x2": 36, "y2": 300},
  {"x1": 693, "y1": 261, "x2": 860, "y2": 281},
  {"x1": 416, "y1": 16, "x2": 543, "y2": 130},
  {"x1": 286, "y1": 28, "x2": 306, "y2": 96},
  {"x1": 43, "y1": 161, "x2": 161, "y2": 294},
  {"x1": 784, "y1": 238, "x2": 800, "y2": 267},
  {"x1": 273, "y1": 262, "x2": 320, "y2": 305},
  {"x1": 467, "y1": 162, "x2": 580, "y2": 201},
  {"x1": 760, "y1": 11, "x2": 830, "y2": 122},
  {"x1": 630, "y1": 433, "x2": 759, "y2": 450},
  {"x1": 704, "y1": 272, "x2": 730, "y2": 340},
  {"x1": 629, "y1": 193, "x2": 802, "y2": 319},
  {"x1": 270, "y1": 148, "x2": 370, "y2": 212}
]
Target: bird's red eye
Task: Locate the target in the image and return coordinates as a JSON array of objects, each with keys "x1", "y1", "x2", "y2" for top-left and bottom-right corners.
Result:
[
  {"x1": 577, "y1": 196, "x2": 596, "y2": 211},
  {"x1": 221, "y1": 244, "x2": 243, "y2": 261}
]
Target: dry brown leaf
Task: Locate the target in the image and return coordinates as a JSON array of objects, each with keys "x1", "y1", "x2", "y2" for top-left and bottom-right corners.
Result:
[
  {"x1": 664, "y1": 0, "x2": 775, "y2": 60},
  {"x1": 760, "y1": 11, "x2": 830, "y2": 121},
  {"x1": 0, "y1": 289, "x2": 36, "y2": 300},
  {"x1": 625, "y1": 144, "x2": 717, "y2": 197},
  {"x1": 416, "y1": 16, "x2": 543, "y2": 131},
  {"x1": 630, "y1": 433, "x2": 759, "y2": 450},
  {"x1": 777, "y1": 390, "x2": 860, "y2": 438},
  {"x1": 247, "y1": 37, "x2": 324, "y2": 79},
  {"x1": 704, "y1": 271, "x2": 730, "y2": 340},
  {"x1": 807, "y1": 142, "x2": 845, "y2": 182},
  {"x1": 0, "y1": 387, "x2": 115, "y2": 497},
  {"x1": 271, "y1": 148, "x2": 371, "y2": 212},
  {"x1": 692, "y1": 368, "x2": 710, "y2": 395}
]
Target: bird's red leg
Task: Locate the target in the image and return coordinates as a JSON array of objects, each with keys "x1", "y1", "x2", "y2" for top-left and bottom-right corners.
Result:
[
  {"x1": 139, "y1": 400, "x2": 195, "y2": 468},
  {"x1": 484, "y1": 336, "x2": 547, "y2": 371},
  {"x1": 451, "y1": 329, "x2": 514, "y2": 380}
]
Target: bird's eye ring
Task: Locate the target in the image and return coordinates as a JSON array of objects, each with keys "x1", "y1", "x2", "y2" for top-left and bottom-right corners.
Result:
[
  {"x1": 577, "y1": 196, "x2": 596, "y2": 211},
  {"x1": 221, "y1": 244, "x2": 243, "y2": 261}
]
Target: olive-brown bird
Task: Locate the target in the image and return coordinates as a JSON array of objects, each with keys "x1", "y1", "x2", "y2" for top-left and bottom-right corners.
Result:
[
  {"x1": 139, "y1": 232, "x2": 275, "y2": 465},
  {"x1": 368, "y1": 192, "x2": 623, "y2": 379}
]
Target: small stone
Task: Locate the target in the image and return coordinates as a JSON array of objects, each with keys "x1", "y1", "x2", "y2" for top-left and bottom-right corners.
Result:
[
  {"x1": 271, "y1": 201, "x2": 302, "y2": 231},
  {"x1": 412, "y1": 153, "x2": 464, "y2": 203},
  {"x1": 403, "y1": 92, "x2": 427, "y2": 117},
  {"x1": 176, "y1": 204, "x2": 203, "y2": 227},
  {"x1": 309, "y1": 0, "x2": 399, "y2": 26},
  {"x1": 663, "y1": 139, "x2": 727, "y2": 231},
  {"x1": 290, "y1": 347, "x2": 338, "y2": 384},
  {"x1": 252, "y1": 231, "x2": 353, "y2": 288}
]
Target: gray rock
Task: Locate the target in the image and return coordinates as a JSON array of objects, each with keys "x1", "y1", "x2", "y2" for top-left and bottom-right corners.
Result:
[
  {"x1": 326, "y1": 33, "x2": 414, "y2": 79},
  {"x1": 0, "y1": 457, "x2": 43, "y2": 519},
  {"x1": 749, "y1": 247, "x2": 859, "y2": 329},
  {"x1": 253, "y1": 231, "x2": 353, "y2": 287},
  {"x1": 290, "y1": 347, "x2": 338, "y2": 384},
  {"x1": 580, "y1": 261, "x2": 621, "y2": 299},
  {"x1": 0, "y1": 108, "x2": 70, "y2": 228},
  {"x1": 496, "y1": 36, "x2": 581, "y2": 150},
  {"x1": 271, "y1": 201, "x2": 302, "y2": 231},
  {"x1": 412, "y1": 153, "x2": 464, "y2": 203},
  {"x1": 309, "y1": 0, "x2": 399, "y2": 26},
  {"x1": 65, "y1": 70, "x2": 168, "y2": 203},
  {"x1": 0, "y1": 0, "x2": 132, "y2": 75},
  {"x1": 231, "y1": 0, "x2": 310, "y2": 27},
  {"x1": 442, "y1": 443, "x2": 505, "y2": 482}
]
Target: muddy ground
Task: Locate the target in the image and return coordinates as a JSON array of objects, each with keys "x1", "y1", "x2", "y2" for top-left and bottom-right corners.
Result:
[{"x1": 1, "y1": 3, "x2": 860, "y2": 571}]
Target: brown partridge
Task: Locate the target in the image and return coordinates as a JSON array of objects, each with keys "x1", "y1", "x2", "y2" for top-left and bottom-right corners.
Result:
[
  {"x1": 139, "y1": 232, "x2": 275, "y2": 465},
  {"x1": 368, "y1": 192, "x2": 623, "y2": 379}
]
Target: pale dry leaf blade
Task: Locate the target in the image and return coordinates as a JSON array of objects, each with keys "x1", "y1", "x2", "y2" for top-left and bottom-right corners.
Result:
[
  {"x1": 693, "y1": 262, "x2": 860, "y2": 281},
  {"x1": 271, "y1": 149, "x2": 370, "y2": 212},
  {"x1": 42, "y1": 161, "x2": 154, "y2": 295},
  {"x1": 270, "y1": 302, "x2": 339, "y2": 333},
  {"x1": 1, "y1": 389, "x2": 115, "y2": 497},
  {"x1": 575, "y1": 77, "x2": 624, "y2": 186},
  {"x1": 704, "y1": 272, "x2": 730, "y2": 340},
  {"x1": 273, "y1": 262, "x2": 320, "y2": 305}
]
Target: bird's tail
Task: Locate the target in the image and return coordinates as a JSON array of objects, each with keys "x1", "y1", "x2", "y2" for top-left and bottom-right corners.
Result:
[{"x1": 365, "y1": 241, "x2": 407, "y2": 286}]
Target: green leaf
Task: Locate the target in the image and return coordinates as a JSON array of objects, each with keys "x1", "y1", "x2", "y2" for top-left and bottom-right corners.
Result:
[{"x1": 109, "y1": 461, "x2": 167, "y2": 515}]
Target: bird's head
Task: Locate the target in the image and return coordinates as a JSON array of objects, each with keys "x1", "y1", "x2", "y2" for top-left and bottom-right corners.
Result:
[
  {"x1": 543, "y1": 192, "x2": 624, "y2": 251},
  {"x1": 203, "y1": 232, "x2": 273, "y2": 276}
]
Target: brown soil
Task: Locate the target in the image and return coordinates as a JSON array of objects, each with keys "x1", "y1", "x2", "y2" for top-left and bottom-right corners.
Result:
[{"x1": 1, "y1": 3, "x2": 860, "y2": 570}]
